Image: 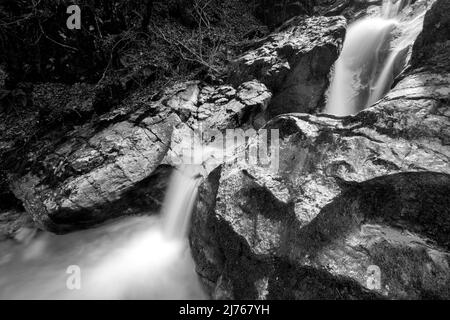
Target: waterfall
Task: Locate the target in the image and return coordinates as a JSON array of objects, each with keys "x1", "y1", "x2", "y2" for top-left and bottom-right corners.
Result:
[
  {"x1": 382, "y1": 0, "x2": 411, "y2": 18},
  {"x1": 0, "y1": 166, "x2": 205, "y2": 300},
  {"x1": 325, "y1": 17, "x2": 398, "y2": 116},
  {"x1": 325, "y1": 0, "x2": 424, "y2": 116},
  {"x1": 162, "y1": 166, "x2": 204, "y2": 239}
]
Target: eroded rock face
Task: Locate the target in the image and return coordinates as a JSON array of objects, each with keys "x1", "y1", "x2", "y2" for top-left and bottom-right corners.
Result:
[
  {"x1": 229, "y1": 15, "x2": 346, "y2": 119},
  {"x1": 410, "y1": 0, "x2": 450, "y2": 72},
  {"x1": 191, "y1": 107, "x2": 450, "y2": 300},
  {"x1": 8, "y1": 79, "x2": 271, "y2": 232},
  {"x1": 191, "y1": 0, "x2": 450, "y2": 299},
  {"x1": 194, "y1": 81, "x2": 272, "y2": 130},
  {"x1": 10, "y1": 110, "x2": 180, "y2": 232}
]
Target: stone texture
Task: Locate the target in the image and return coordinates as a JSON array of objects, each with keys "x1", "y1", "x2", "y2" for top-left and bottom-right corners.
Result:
[
  {"x1": 410, "y1": 0, "x2": 450, "y2": 72},
  {"x1": 0, "y1": 210, "x2": 32, "y2": 242},
  {"x1": 195, "y1": 81, "x2": 272, "y2": 130},
  {"x1": 190, "y1": 0, "x2": 450, "y2": 299},
  {"x1": 7, "y1": 79, "x2": 271, "y2": 232},
  {"x1": 191, "y1": 102, "x2": 450, "y2": 299},
  {"x1": 229, "y1": 15, "x2": 346, "y2": 119},
  {"x1": 10, "y1": 109, "x2": 180, "y2": 232}
]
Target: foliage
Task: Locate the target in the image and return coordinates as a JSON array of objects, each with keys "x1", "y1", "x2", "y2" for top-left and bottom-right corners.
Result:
[{"x1": 0, "y1": 0, "x2": 265, "y2": 87}]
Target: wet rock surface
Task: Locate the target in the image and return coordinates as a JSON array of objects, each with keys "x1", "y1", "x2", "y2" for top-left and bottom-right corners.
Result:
[
  {"x1": 6, "y1": 79, "x2": 271, "y2": 232},
  {"x1": 191, "y1": 0, "x2": 450, "y2": 300},
  {"x1": 410, "y1": 0, "x2": 450, "y2": 72},
  {"x1": 0, "y1": 0, "x2": 448, "y2": 301},
  {"x1": 229, "y1": 15, "x2": 346, "y2": 119},
  {"x1": 191, "y1": 103, "x2": 450, "y2": 300}
]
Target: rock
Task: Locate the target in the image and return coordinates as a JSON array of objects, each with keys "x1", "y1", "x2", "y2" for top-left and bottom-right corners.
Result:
[
  {"x1": 10, "y1": 107, "x2": 180, "y2": 232},
  {"x1": 410, "y1": 0, "x2": 450, "y2": 72},
  {"x1": 229, "y1": 15, "x2": 346, "y2": 119},
  {"x1": 195, "y1": 81, "x2": 272, "y2": 130},
  {"x1": 191, "y1": 5, "x2": 450, "y2": 297},
  {"x1": 0, "y1": 210, "x2": 33, "y2": 242},
  {"x1": 165, "y1": 82, "x2": 201, "y2": 121},
  {"x1": 5, "y1": 82, "x2": 185, "y2": 232},
  {"x1": 191, "y1": 104, "x2": 450, "y2": 299},
  {"x1": 157, "y1": 80, "x2": 271, "y2": 130},
  {"x1": 253, "y1": 0, "x2": 315, "y2": 29},
  {"x1": 0, "y1": 208, "x2": 37, "y2": 267},
  {"x1": 6, "y1": 78, "x2": 271, "y2": 232}
]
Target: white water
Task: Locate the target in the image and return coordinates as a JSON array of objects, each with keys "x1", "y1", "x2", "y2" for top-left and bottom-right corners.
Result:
[
  {"x1": 0, "y1": 166, "x2": 205, "y2": 300},
  {"x1": 325, "y1": 0, "x2": 425, "y2": 116}
]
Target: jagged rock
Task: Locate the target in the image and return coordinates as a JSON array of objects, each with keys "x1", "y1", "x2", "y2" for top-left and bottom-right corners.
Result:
[
  {"x1": 5, "y1": 82, "x2": 184, "y2": 232},
  {"x1": 191, "y1": 1, "x2": 450, "y2": 298},
  {"x1": 229, "y1": 15, "x2": 346, "y2": 119},
  {"x1": 6, "y1": 78, "x2": 271, "y2": 232},
  {"x1": 160, "y1": 80, "x2": 272, "y2": 131},
  {"x1": 196, "y1": 81, "x2": 272, "y2": 130},
  {"x1": 410, "y1": 0, "x2": 450, "y2": 72},
  {"x1": 10, "y1": 107, "x2": 180, "y2": 232},
  {"x1": 191, "y1": 107, "x2": 450, "y2": 299},
  {"x1": 0, "y1": 210, "x2": 32, "y2": 242}
]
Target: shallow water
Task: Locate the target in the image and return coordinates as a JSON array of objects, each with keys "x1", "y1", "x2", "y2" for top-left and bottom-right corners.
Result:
[{"x1": 0, "y1": 167, "x2": 206, "y2": 300}]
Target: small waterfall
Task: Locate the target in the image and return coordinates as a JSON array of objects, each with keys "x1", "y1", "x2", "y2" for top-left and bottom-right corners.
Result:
[
  {"x1": 325, "y1": 0, "x2": 425, "y2": 116},
  {"x1": 0, "y1": 166, "x2": 205, "y2": 300},
  {"x1": 162, "y1": 166, "x2": 204, "y2": 239},
  {"x1": 325, "y1": 17, "x2": 398, "y2": 116}
]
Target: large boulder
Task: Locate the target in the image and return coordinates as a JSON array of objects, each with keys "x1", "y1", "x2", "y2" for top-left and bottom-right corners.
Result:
[
  {"x1": 410, "y1": 0, "x2": 450, "y2": 72},
  {"x1": 7, "y1": 79, "x2": 271, "y2": 232},
  {"x1": 10, "y1": 109, "x2": 180, "y2": 232},
  {"x1": 191, "y1": 99, "x2": 450, "y2": 300},
  {"x1": 229, "y1": 15, "x2": 346, "y2": 119},
  {"x1": 191, "y1": 0, "x2": 450, "y2": 299}
]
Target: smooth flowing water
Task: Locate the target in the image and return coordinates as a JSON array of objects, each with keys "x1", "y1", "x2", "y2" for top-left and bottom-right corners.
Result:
[
  {"x1": 0, "y1": 166, "x2": 205, "y2": 300},
  {"x1": 325, "y1": 0, "x2": 425, "y2": 116}
]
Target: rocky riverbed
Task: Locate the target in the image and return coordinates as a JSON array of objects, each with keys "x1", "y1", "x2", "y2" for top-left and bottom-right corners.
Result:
[{"x1": 0, "y1": 0, "x2": 449, "y2": 300}]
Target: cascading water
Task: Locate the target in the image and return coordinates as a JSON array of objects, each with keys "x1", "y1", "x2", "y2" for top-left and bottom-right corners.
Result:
[
  {"x1": 0, "y1": 0, "x2": 434, "y2": 301},
  {"x1": 325, "y1": 0, "x2": 426, "y2": 116},
  {"x1": 0, "y1": 166, "x2": 205, "y2": 300}
]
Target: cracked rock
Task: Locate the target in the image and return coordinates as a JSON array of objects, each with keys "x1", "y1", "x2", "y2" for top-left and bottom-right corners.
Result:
[
  {"x1": 190, "y1": 2, "x2": 450, "y2": 298},
  {"x1": 229, "y1": 15, "x2": 346, "y2": 119}
]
